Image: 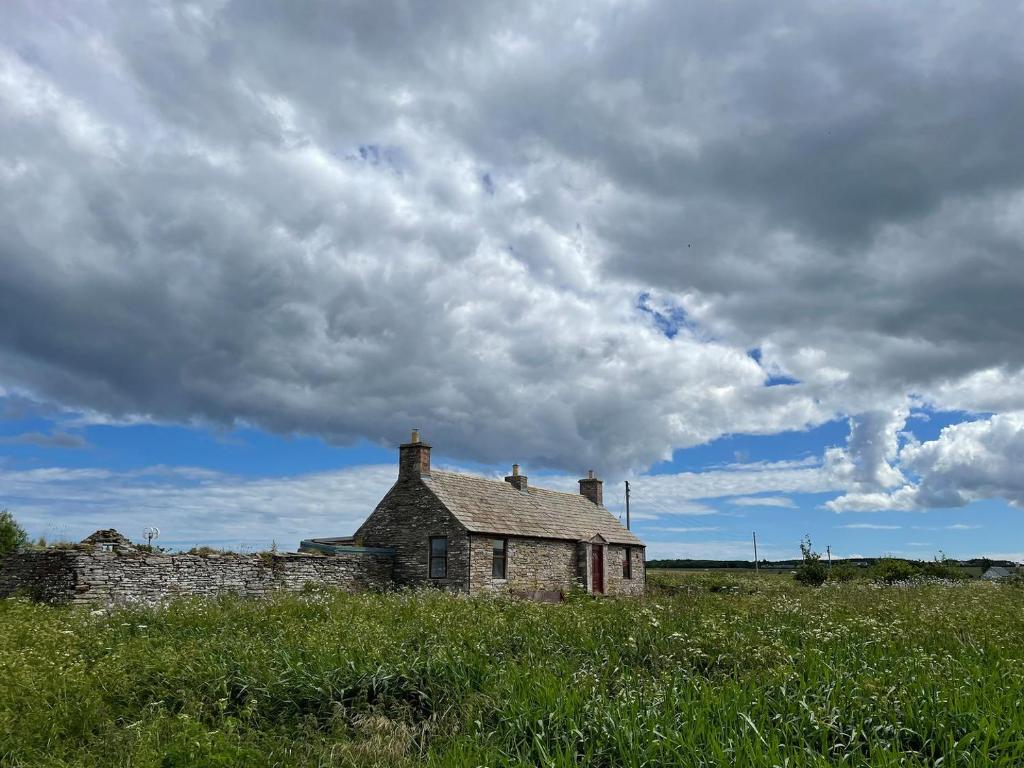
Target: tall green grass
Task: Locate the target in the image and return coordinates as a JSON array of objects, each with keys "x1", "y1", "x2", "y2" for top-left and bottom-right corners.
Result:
[{"x1": 1, "y1": 573, "x2": 1022, "y2": 766}]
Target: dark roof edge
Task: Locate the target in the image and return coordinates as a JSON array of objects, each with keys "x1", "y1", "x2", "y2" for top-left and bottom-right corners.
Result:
[{"x1": 467, "y1": 529, "x2": 645, "y2": 546}]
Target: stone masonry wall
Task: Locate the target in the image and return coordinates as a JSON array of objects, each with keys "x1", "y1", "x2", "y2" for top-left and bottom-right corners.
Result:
[
  {"x1": 604, "y1": 544, "x2": 646, "y2": 597},
  {"x1": 468, "y1": 535, "x2": 579, "y2": 595},
  {"x1": 355, "y1": 477, "x2": 470, "y2": 591},
  {"x1": 0, "y1": 550, "x2": 79, "y2": 602},
  {"x1": 0, "y1": 548, "x2": 394, "y2": 606}
]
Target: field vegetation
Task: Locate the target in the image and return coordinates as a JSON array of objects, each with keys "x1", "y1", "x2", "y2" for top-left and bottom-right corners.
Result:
[{"x1": 1, "y1": 572, "x2": 1023, "y2": 766}]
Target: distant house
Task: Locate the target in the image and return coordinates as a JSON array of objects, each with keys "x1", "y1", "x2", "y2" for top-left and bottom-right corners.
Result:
[
  {"x1": 303, "y1": 431, "x2": 645, "y2": 597},
  {"x1": 982, "y1": 566, "x2": 1014, "y2": 581}
]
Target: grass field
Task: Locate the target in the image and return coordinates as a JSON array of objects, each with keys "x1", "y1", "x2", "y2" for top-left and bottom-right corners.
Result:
[{"x1": 2, "y1": 572, "x2": 1023, "y2": 767}]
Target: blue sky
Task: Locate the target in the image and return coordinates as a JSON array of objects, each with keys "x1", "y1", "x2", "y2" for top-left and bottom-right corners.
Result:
[
  {"x1": 3, "y1": 3, "x2": 1024, "y2": 561},
  {"x1": 2, "y1": 398, "x2": 1018, "y2": 561}
]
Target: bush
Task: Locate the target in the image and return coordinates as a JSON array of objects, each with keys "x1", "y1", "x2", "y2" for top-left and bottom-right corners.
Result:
[
  {"x1": 794, "y1": 536, "x2": 827, "y2": 587},
  {"x1": 828, "y1": 562, "x2": 861, "y2": 583},
  {"x1": 0, "y1": 509, "x2": 28, "y2": 558},
  {"x1": 872, "y1": 558, "x2": 920, "y2": 584},
  {"x1": 921, "y1": 553, "x2": 968, "y2": 581}
]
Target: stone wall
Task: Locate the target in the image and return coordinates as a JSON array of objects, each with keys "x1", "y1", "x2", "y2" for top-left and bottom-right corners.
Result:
[
  {"x1": 468, "y1": 535, "x2": 579, "y2": 596},
  {"x1": 355, "y1": 477, "x2": 470, "y2": 591},
  {"x1": 604, "y1": 544, "x2": 646, "y2": 597},
  {"x1": 0, "y1": 547, "x2": 394, "y2": 606},
  {"x1": 0, "y1": 550, "x2": 79, "y2": 602}
]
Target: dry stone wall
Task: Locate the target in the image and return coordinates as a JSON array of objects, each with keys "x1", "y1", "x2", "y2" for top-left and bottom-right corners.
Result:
[{"x1": 0, "y1": 547, "x2": 393, "y2": 606}]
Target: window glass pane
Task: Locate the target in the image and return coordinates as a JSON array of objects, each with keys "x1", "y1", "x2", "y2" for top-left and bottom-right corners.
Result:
[
  {"x1": 429, "y1": 537, "x2": 447, "y2": 579},
  {"x1": 430, "y1": 557, "x2": 447, "y2": 578},
  {"x1": 491, "y1": 539, "x2": 506, "y2": 579}
]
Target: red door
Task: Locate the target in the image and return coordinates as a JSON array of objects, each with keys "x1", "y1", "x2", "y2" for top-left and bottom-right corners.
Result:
[{"x1": 591, "y1": 545, "x2": 604, "y2": 594}]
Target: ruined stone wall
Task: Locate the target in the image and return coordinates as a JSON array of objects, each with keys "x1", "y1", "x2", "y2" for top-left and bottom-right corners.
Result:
[
  {"x1": 0, "y1": 550, "x2": 80, "y2": 602},
  {"x1": 468, "y1": 535, "x2": 580, "y2": 596},
  {"x1": 355, "y1": 478, "x2": 470, "y2": 591},
  {"x1": 0, "y1": 548, "x2": 394, "y2": 606}
]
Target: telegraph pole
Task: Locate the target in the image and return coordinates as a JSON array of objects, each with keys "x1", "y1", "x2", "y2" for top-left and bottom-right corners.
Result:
[
  {"x1": 753, "y1": 531, "x2": 759, "y2": 574},
  {"x1": 827, "y1": 545, "x2": 832, "y2": 570},
  {"x1": 624, "y1": 480, "x2": 631, "y2": 530}
]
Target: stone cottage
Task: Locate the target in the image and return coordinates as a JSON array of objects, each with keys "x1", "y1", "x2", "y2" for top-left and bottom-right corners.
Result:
[{"x1": 302, "y1": 431, "x2": 645, "y2": 597}]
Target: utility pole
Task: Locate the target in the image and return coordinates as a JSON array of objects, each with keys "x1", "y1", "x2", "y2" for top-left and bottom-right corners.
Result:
[
  {"x1": 624, "y1": 480, "x2": 631, "y2": 530},
  {"x1": 827, "y1": 545, "x2": 832, "y2": 570},
  {"x1": 753, "y1": 531, "x2": 759, "y2": 574}
]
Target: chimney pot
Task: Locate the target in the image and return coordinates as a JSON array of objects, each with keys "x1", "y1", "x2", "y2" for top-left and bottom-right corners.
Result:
[
  {"x1": 398, "y1": 431, "x2": 430, "y2": 479},
  {"x1": 579, "y1": 470, "x2": 603, "y2": 506},
  {"x1": 505, "y1": 464, "x2": 528, "y2": 491}
]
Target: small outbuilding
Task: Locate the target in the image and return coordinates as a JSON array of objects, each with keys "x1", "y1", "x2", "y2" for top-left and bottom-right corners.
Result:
[
  {"x1": 982, "y1": 565, "x2": 1014, "y2": 581},
  {"x1": 303, "y1": 431, "x2": 645, "y2": 597}
]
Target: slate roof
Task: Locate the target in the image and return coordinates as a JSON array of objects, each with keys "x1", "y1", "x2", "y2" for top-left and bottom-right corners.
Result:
[
  {"x1": 421, "y1": 470, "x2": 644, "y2": 546},
  {"x1": 982, "y1": 566, "x2": 1012, "y2": 580}
]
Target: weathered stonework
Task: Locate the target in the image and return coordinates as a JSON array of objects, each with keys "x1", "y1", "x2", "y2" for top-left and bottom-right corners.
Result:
[
  {"x1": 604, "y1": 544, "x2": 646, "y2": 597},
  {"x1": 2, "y1": 433, "x2": 646, "y2": 604},
  {"x1": 468, "y1": 535, "x2": 579, "y2": 595},
  {"x1": 355, "y1": 477, "x2": 470, "y2": 591},
  {"x1": 0, "y1": 547, "x2": 393, "y2": 606}
]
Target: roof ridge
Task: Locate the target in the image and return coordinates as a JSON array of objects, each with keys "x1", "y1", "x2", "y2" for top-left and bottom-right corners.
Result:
[{"x1": 430, "y1": 468, "x2": 597, "y2": 505}]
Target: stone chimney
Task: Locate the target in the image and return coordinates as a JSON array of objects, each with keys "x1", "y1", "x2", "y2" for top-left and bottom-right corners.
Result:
[
  {"x1": 578, "y1": 469, "x2": 603, "y2": 506},
  {"x1": 504, "y1": 463, "x2": 528, "y2": 491},
  {"x1": 398, "y1": 429, "x2": 431, "y2": 479}
]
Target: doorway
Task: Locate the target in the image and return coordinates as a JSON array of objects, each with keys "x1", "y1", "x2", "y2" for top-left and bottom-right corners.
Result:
[{"x1": 591, "y1": 544, "x2": 604, "y2": 594}]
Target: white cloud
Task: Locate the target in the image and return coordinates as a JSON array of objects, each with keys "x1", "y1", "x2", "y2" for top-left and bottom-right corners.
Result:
[
  {"x1": 837, "y1": 523, "x2": 902, "y2": 530},
  {"x1": 730, "y1": 496, "x2": 797, "y2": 508},
  {"x1": 829, "y1": 412, "x2": 1024, "y2": 512},
  {"x1": 0, "y1": 2, "x2": 1022, "y2": 488},
  {"x1": 2, "y1": 1, "x2": 1024, "y2": 535},
  {"x1": 2, "y1": 463, "x2": 398, "y2": 550}
]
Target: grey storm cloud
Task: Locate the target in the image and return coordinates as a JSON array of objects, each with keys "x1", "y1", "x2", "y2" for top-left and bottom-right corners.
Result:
[{"x1": 2, "y1": 1, "x2": 1024, "y2": 477}]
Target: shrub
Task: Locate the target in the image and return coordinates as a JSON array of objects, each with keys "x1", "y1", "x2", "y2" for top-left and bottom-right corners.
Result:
[
  {"x1": 872, "y1": 558, "x2": 920, "y2": 584},
  {"x1": 828, "y1": 562, "x2": 861, "y2": 583},
  {"x1": 794, "y1": 536, "x2": 827, "y2": 587},
  {"x1": 920, "y1": 552, "x2": 968, "y2": 581},
  {"x1": 0, "y1": 509, "x2": 28, "y2": 558}
]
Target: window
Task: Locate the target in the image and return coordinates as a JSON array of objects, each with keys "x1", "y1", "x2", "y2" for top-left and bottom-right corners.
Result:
[
  {"x1": 429, "y1": 537, "x2": 448, "y2": 579},
  {"x1": 623, "y1": 547, "x2": 632, "y2": 579},
  {"x1": 491, "y1": 538, "x2": 507, "y2": 579}
]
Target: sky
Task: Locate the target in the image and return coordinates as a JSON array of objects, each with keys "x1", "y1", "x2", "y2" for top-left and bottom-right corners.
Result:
[{"x1": 2, "y1": 1, "x2": 1024, "y2": 560}]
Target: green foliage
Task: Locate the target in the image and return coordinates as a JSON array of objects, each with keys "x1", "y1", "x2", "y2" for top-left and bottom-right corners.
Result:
[
  {"x1": 186, "y1": 546, "x2": 226, "y2": 557},
  {"x1": 872, "y1": 557, "x2": 922, "y2": 584},
  {"x1": 2, "y1": 577, "x2": 1024, "y2": 766},
  {"x1": 0, "y1": 509, "x2": 28, "y2": 558},
  {"x1": 828, "y1": 561, "x2": 862, "y2": 583},
  {"x1": 921, "y1": 552, "x2": 969, "y2": 581},
  {"x1": 794, "y1": 535, "x2": 828, "y2": 587}
]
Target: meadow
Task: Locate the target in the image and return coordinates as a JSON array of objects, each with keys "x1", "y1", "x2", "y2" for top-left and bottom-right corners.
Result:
[{"x1": 1, "y1": 572, "x2": 1023, "y2": 767}]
